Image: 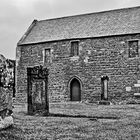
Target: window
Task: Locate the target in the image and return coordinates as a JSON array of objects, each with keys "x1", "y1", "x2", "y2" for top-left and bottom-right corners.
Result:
[
  {"x1": 128, "y1": 40, "x2": 139, "y2": 58},
  {"x1": 71, "y1": 41, "x2": 79, "y2": 56},
  {"x1": 44, "y1": 49, "x2": 51, "y2": 63}
]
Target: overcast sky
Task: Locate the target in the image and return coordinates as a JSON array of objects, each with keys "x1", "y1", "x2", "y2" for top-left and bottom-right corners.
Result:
[{"x1": 0, "y1": 0, "x2": 140, "y2": 59}]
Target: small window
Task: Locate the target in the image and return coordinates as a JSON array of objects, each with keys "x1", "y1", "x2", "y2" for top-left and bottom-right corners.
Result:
[
  {"x1": 128, "y1": 40, "x2": 139, "y2": 58},
  {"x1": 30, "y1": 49, "x2": 33, "y2": 55},
  {"x1": 44, "y1": 49, "x2": 51, "y2": 63},
  {"x1": 71, "y1": 41, "x2": 79, "y2": 56}
]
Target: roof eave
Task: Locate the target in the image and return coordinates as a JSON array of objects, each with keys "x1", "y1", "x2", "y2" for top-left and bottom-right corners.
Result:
[{"x1": 18, "y1": 32, "x2": 140, "y2": 46}]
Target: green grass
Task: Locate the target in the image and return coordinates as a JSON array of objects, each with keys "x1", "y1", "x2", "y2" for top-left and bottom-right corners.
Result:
[{"x1": 1, "y1": 102, "x2": 140, "y2": 140}]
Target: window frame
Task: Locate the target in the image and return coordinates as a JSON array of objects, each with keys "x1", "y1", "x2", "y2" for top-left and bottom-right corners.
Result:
[
  {"x1": 70, "y1": 40, "x2": 79, "y2": 57},
  {"x1": 43, "y1": 48, "x2": 51, "y2": 63},
  {"x1": 128, "y1": 39, "x2": 139, "y2": 58}
]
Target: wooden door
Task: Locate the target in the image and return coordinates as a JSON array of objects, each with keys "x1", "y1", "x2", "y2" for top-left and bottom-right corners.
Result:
[{"x1": 70, "y1": 79, "x2": 81, "y2": 101}]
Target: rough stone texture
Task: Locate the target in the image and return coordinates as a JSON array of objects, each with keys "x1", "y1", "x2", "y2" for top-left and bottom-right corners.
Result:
[
  {"x1": 16, "y1": 34, "x2": 140, "y2": 103},
  {"x1": 0, "y1": 87, "x2": 13, "y2": 111}
]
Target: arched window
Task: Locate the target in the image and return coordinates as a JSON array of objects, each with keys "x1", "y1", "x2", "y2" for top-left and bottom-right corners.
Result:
[{"x1": 70, "y1": 78, "x2": 81, "y2": 101}]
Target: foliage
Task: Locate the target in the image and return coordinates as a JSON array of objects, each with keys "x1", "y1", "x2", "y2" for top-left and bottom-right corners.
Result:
[
  {"x1": 0, "y1": 62, "x2": 14, "y2": 89},
  {"x1": 0, "y1": 59, "x2": 14, "y2": 111}
]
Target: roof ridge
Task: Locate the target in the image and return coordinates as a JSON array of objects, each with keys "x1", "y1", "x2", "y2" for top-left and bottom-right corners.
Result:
[{"x1": 38, "y1": 6, "x2": 140, "y2": 22}]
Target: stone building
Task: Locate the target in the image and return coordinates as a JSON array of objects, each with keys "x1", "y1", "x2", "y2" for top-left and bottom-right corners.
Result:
[{"x1": 16, "y1": 6, "x2": 140, "y2": 104}]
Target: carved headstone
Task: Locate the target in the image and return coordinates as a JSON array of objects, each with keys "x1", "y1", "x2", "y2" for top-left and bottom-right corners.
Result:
[{"x1": 27, "y1": 65, "x2": 49, "y2": 115}]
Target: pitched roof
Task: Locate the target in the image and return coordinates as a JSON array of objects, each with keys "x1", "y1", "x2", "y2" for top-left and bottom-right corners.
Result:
[{"x1": 18, "y1": 6, "x2": 140, "y2": 45}]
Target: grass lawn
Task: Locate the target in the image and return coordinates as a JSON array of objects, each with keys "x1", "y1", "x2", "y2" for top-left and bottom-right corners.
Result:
[{"x1": 1, "y1": 102, "x2": 140, "y2": 140}]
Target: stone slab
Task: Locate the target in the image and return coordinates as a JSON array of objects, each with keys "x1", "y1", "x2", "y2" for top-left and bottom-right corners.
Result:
[
  {"x1": 134, "y1": 84, "x2": 140, "y2": 87},
  {"x1": 134, "y1": 93, "x2": 140, "y2": 96},
  {"x1": 98, "y1": 100, "x2": 111, "y2": 105},
  {"x1": 126, "y1": 87, "x2": 131, "y2": 92}
]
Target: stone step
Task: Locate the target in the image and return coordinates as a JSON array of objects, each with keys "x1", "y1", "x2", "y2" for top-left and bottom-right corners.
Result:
[
  {"x1": 134, "y1": 80, "x2": 140, "y2": 87},
  {"x1": 134, "y1": 93, "x2": 140, "y2": 97},
  {"x1": 98, "y1": 100, "x2": 111, "y2": 105}
]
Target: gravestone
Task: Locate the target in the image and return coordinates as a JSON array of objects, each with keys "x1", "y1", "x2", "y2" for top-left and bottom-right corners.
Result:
[{"x1": 27, "y1": 65, "x2": 49, "y2": 115}]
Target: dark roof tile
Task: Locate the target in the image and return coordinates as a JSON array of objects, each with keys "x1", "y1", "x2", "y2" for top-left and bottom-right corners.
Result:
[{"x1": 19, "y1": 6, "x2": 140, "y2": 45}]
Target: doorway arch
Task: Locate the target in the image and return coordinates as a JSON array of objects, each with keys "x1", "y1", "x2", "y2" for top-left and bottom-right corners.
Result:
[{"x1": 70, "y1": 78, "x2": 81, "y2": 101}]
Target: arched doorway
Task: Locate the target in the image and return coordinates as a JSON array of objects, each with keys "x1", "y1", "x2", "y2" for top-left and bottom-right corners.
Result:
[{"x1": 70, "y1": 78, "x2": 81, "y2": 101}]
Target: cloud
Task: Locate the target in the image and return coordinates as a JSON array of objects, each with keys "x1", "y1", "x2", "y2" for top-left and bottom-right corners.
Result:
[
  {"x1": 121, "y1": 0, "x2": 140, "y2": 7},
  {"x1": 34, "y1": 0, "x2": 127, "y2": 18},
  {"x1": 11, "y1": 0, "x2": 56, "y2": 16},
  {"x1": 12, "y1": 0, "x2": 38, "y2": 9},
  {"x1": 0, "y1": 0, "x2": 140, "y2": 59},
  {"x1": 33, "y1": 0, "x2": 54, "y2": 19}
]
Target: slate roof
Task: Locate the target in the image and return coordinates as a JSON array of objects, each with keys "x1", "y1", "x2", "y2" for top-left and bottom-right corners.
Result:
[{"x1": 18, "y1": 6, "x2": 140, "y2": 45}]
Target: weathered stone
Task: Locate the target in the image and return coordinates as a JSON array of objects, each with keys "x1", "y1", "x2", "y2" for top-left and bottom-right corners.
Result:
[
  {"x1": 134, "y1": 93, "x2": 140, "y2": 96},
  {"x1": 16, "y1": 34, "x2": 140, "y2": 104},
  {"x1": 134, "y1": 84, "x2": 140, "y2": 87},
  {"x1": 126, "y1": 87, "x2": 131, "y2": 92},
  {"x1": 0, "y1": 116, "x2": 13, "y2": 130},
  {"x1": 98, "y1": 100, "x2": 111, "y2": 105}
]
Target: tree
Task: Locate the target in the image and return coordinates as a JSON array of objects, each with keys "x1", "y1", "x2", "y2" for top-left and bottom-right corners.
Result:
[
  {"x1": 0, "y1": 60, "x2": 14, "y2": 112},
  {"x1": 0, "y1": 59, "x2": 14, "y2": 129}
]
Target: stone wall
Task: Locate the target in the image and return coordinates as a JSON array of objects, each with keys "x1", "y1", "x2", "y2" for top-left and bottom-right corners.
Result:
[{"x1": 16, "y1": 34, "x2": 140, "y2": 103}]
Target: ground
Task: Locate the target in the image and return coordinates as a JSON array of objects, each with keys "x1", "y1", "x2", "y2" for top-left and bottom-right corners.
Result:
[{"x1": 0, "y1": 102, "x2": 140, "y2": 140}]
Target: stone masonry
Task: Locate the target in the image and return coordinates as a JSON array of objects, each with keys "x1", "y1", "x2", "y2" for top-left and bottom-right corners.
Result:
[{"x1": 16, "y1": 33, "x2": 140, "y2": 103}]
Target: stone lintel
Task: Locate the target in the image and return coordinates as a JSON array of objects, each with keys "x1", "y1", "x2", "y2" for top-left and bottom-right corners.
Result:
[
  {"x1": 126, "y1": 87, "x2": 131, "y2": 91},
  {"x1": 134, "y1": 93, "x2": 140, "y2": 96},
  {"x1": 134, "y1": 84, "x2": 140, "y2": 87}
]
